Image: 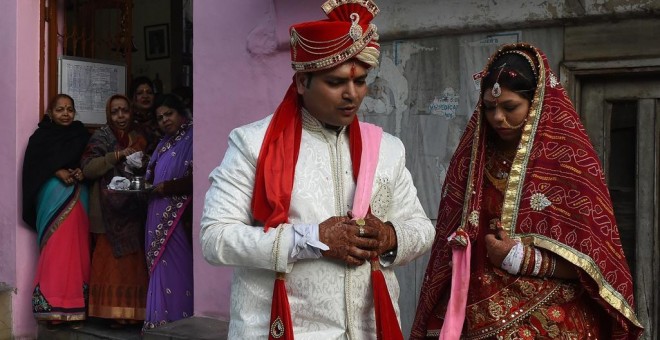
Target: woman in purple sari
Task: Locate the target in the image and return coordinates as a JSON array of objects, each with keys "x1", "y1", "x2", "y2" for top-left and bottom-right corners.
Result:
[{"x1": 143, "y1": 94, "x2": 193, "y2": 330}]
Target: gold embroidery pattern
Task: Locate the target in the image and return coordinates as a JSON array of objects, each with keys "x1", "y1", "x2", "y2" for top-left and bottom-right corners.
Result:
[
  {"x1": 270, "y1": 316, "x2": 285, "y2": 338},
  {"x1": 40, "y1": 185, "x2": 81, "y2": 250},
  {"x1": 468, "y1": 210, "x2": 479, "y2": 227},
  {"x1": 465, "y1": 273, "x2": 580, "y2": 340}
]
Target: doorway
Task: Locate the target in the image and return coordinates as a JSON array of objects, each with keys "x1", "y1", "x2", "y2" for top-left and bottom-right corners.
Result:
[
  {"x1": 572, "y1": 69, "x2": 660, "y2": 340},
  {"x1": 42, "y1": 0, "x2": 192, "y2": 116}
]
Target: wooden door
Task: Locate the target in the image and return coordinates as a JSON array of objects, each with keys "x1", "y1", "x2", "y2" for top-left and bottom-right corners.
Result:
[{"x1": 580, "y1": 75, "x2": 660, "y2": 340}]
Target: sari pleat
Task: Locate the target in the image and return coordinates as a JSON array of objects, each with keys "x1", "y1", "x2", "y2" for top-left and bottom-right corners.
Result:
[
  {"x1": 32, "y1": 178, "x2": 90, "y2": 321},
  {"x1": 87, "y1": 234, "x2": 148, "y2": 320}
]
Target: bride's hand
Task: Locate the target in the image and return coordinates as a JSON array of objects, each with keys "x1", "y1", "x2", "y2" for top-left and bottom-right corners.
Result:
[{"x1": 484, "y1": 229, "x2": 518, "y2": 268}]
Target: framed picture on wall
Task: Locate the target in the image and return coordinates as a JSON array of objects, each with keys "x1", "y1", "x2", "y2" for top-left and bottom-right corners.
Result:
[{"x1": 144, "y1": 24, "x2": 169, "y2": 60}]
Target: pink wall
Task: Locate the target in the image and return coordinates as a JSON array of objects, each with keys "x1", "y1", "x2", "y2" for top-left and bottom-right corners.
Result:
[
  {"x1": 192, "y1": 0, "x2": 322, "y2": 319},
  {"x1": 0, "y1": 0, "x2": 18, "y2": 288},
  {"x1": 2, "y1": 0, "x2": 42, "y2": 338},
  {"x1": 0, "y1": 0, "x2": 342, "y2": 334}
]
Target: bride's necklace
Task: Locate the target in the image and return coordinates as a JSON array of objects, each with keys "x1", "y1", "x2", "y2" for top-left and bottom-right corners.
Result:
[{"x1": 485, "y1": 142, "x2": 515, "y2": 192}]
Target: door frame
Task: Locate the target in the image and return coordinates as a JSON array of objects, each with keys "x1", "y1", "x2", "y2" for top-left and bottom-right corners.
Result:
[
  {"x1": 560, "y1": 59, "x2": 660, "y2": 340},
  {"x1": 559, "y1": 58, "x2": 660, "y2": 109}
]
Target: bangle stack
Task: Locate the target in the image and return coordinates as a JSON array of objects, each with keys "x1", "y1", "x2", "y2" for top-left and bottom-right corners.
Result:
[
  {"x1": 522, "y1": 246, "x2": 558, "y2": 278},
  {"x1": 520, "y1": 245, "x2": 534, "y2": 275},
  {"x1": 502, "y1": 243, "x2": 558, "y2": 278},
  {"x1": 547, "y1": 254, "x2": 557, "y2": 277}
]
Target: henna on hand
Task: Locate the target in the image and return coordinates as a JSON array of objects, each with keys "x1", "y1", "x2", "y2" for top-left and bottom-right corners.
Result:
[
  {"x1": 357, "y1": 213, "x2": 397, "y2": 255},
  {"x1": 319, "y1": 216, "x2": 378, "y2": 266},
  {"x1": 484, "y1": 228, "x2": 518, "y2": 268}
]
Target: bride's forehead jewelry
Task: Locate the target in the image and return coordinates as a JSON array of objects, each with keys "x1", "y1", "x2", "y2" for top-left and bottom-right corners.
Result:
[
  {"x1": 491, "y1": 64, "x2": 506, "y2": 98},
  {"x1": 491, "y1": 64, "x2": 527, "y2": 98}
]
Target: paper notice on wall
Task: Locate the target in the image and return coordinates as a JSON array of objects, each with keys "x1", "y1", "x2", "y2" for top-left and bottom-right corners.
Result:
[
  {"x1": 429, "y1": 88, "x2": 459, "y2": 119},
  {"x1": 468, "y1": 31, "x2": 521, "y2": 47},
  {"x1": 59, "y1": 56, "x2": 126, "y2": 125}
]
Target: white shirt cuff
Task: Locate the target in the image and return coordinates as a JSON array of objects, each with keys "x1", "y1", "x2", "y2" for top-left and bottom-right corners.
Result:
[{"x1": 288, "y1": 224, "x2": 329, "y2": 263}]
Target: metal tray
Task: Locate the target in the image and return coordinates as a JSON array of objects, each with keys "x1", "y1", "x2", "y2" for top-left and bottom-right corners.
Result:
[{"x1": 108, "y1": 183, "x2": 153, "y2": 194}]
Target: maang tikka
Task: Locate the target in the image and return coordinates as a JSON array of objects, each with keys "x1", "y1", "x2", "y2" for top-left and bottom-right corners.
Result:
[{"x1": 491, "y1": 64, "x2": 505, "y2": 98}]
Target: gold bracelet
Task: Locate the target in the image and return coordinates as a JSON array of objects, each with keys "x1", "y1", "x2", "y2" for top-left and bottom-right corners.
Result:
[
  {"x1": 527, "y1": 247, "x2": 537, "y2": 276},
  {"x1": 538, "y1": 250, "x2": 550, "y2": 277},
  {"x1": 520, "y1": 246, "x2": 532, "y2": 276},
  {"x1": 548, "y1": 256, "x2": 557, "y2": 277}
]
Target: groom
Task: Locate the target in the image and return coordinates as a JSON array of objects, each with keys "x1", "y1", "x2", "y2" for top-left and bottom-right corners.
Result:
[{"x1": 200, "y1": 0, "x2": 434, "y2": 338}]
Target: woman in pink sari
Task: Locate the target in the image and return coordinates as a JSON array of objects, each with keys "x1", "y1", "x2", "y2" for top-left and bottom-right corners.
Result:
[
  {"x1": 143, "y1": 94, "x2": 193, "y2": 330},
  {"x1": 22, "y1": 94, "x2": 90, "y2": 328}
]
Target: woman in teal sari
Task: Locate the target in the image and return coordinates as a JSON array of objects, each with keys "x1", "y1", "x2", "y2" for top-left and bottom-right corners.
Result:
[{"x1": 22, "y1": 94, "x2": 91, "y2": 327}]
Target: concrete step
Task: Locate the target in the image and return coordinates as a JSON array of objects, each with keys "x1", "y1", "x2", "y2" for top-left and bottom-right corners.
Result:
[
  {"x1": 143, "y1": 317, "x2": 228, "y2": 340},
  {"x1": 37, "y1": 317, "x2": 228, "y2": 340},
  {"x1": 37, "y1": 318, "x2": 141, "y2": 340}
]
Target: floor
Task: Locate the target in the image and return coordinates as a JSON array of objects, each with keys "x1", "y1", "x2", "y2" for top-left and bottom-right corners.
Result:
[{"x1": 35, "y1": 316, "x2": 228, "y2": 340}]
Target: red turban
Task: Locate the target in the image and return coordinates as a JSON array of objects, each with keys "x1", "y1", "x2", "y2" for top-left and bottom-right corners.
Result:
[{"x1": 289, "y1": 0, "x2": 380, "y2": 72}]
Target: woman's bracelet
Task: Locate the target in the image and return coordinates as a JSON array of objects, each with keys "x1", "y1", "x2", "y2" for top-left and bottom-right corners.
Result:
[
  {"x1": 538, "y1": 250, "x2": 550, "y2": 277},
  {"x1": 548, "y1": 255, "x2": 557, "y2": 277},
  {"x1": 520, "y1": 245, "x2": 533, "y2": 275},
  {"x1": 501, "y1": 243, "x2": 560, "y2": 278},
  {"x1": 531, "y1": 248, "x2": 542, "y2": 276}
]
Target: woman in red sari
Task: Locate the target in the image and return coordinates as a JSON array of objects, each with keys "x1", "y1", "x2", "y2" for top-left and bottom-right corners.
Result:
[{"x1": 411, "y1": 44, "x2": 643, "y2": 339}]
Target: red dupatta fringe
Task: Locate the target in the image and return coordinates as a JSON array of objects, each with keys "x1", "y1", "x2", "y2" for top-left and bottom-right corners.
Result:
[
  {"x1": 269, "y1": 273, "x2": 294, "y2": 340},
  {"x1": 371, "y1": 259, "x2": 404, "y2": 340}
]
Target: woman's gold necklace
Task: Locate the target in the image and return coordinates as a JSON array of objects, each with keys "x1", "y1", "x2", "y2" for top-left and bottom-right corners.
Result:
[{"x1": 485, "y1": 143, "x2": 515, "y2": 193}]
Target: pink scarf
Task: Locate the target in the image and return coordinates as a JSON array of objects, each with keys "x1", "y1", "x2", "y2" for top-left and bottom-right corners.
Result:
[
  {"x1": 351, "y1": 122, "x2": 381, "y2": 218},
  {"x1": 352, "y1": 122, "x2": 404, "y2": 340},
  {"x1": 439, "y1": 229, "x2": 471, "y2": 339}
]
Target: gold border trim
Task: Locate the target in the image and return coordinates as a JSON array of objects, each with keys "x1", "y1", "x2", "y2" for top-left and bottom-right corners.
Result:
[
  {"x1": 272, "y1": 226, "x2": 285, "y2": 271},
  {"x1": 88, "y1": 305, "x2": 146, "y2": 320},
  {"x1": 500, "y1": 48, "x2": 545, "y2": 232},
  {"x1": 529, "y1": 234, "x2": 642, "y2": 328},
  {"x1": 40, "y1": 186, "x2": 81, "y2": 250},
  {"x1": 321, "y1": 0, "x2": 379, "y2": 17},
  {"x1": 460, "y1": 111, "x2": 483, "y2": 230},
  {"x1": 291, "y1": 25, "x2": 376, "y2": 72}
]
